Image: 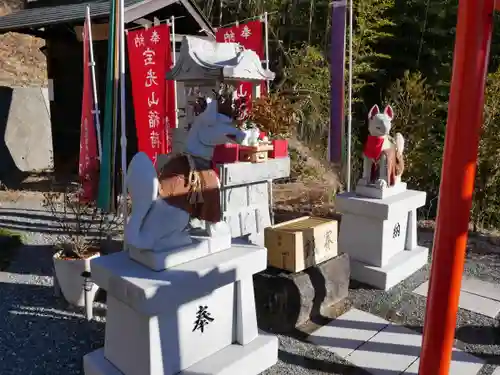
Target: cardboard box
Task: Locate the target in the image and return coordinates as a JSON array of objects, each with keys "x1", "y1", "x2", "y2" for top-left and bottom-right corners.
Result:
[{"x1": 265, "y1": 216, "x2": 338, "y2": 272}]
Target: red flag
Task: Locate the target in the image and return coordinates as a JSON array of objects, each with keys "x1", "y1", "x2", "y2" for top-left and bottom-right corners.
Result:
[
  {"x1": 78, "y1": 18, "x2": 99, "y2": 202},
  {"x1": 127, "y1": 24, "x2": 172, "y2": 164},
  {"x1": 216, "y1": 20, "x2": 266, "y2": 113}
]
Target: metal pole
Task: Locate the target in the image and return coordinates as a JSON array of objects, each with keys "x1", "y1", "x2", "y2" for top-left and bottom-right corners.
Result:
[
  {"x1": 118, "y1": 0, "x2": 127, "y2": 222},
  {"x1": 264, "y1": 11, "x2": 270, "y2": 93},
  {"x1": 328, "y1": 1, "x2": 346, "y2": 165},
  {"x1": 171, "y1": 16, "x2": 179, "y2": 129},
  {"x1": 85, "y1": 6, "x2": 103, "y2": 162},
  {"x1": 346, "y1": 0, "x2": 353, "y2": 192},
  {"x1": 418, "y1": 0, "x2": 494, "y2": 373}
]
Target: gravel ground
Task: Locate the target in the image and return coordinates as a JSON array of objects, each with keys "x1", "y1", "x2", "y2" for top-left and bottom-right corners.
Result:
[{"x1": 0, "y1": 194, "x2": 499, "y2": 375}]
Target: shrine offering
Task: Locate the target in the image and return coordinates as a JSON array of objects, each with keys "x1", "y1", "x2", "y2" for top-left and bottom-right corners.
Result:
[
  {"x1": 127, "y1": 24, "x2": 176, "y2": 165},
  {"x1": 265, "y1": 216, "x2": 338, "y2": 273}
]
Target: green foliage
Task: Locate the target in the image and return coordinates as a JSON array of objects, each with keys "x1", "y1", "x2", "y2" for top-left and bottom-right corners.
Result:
[
  {"x1": 472, "y1": 69, "x2": 500, "y2": 230},
  {"x1": 283, "y1": 45, "x2": 330, "y2": 148},
  {"x1": 385, "y1": 71, "x2": 444, "y2": 199},
  {"x1": 197, "y1": 0, "x2": 500, "y2": 229}
]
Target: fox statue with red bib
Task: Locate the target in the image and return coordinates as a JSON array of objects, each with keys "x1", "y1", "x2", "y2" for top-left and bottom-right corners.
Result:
[{"x1": 358, "y1": 104, "x2": 405, "y2": 191}]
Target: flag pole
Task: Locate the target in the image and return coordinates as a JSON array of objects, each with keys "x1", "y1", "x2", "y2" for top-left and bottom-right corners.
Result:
[
  {"x1": 110, "y1": 0, "x2": 121, "y2": 212},
  {"x1": 97, "y1": 0, "x2": 117, "y2": 211},
  {"x1": 170, "y1": 15, "x2": 179, "y2": 129},
  {"x1": 118, "y1": 0, "x2": 127, "y2": 222},
  {"x1": 264, "y1": 11, "x2": 270, "y2": 93},
  {"x1": 85, "y1": 6, "x2": 102, "y2": 162},
  {"x1": 346, "y1": 0, "x2": 353, "y2": 191}
]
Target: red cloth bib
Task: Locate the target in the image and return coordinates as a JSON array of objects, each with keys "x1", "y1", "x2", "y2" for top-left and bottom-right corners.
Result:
[{"x1": 364, "y1": 135, "x2": 385, "y2": 160}]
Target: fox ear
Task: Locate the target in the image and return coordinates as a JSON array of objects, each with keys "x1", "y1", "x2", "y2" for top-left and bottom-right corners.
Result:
[
  {"x1": 384, "y1": 105, "x2": 394, "y2": 120},
  {"x1": 368, "y1": 105, "x2": 380, "y2": 119}
]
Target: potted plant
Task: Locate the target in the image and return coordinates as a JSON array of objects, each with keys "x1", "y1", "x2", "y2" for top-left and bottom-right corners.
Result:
[{"x1": 43, "y1": 185, "x2": 123, "y2": 307}]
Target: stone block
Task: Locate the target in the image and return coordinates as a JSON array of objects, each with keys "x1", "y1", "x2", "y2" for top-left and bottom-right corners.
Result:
[
  {"x1": 254, "y1": 253, "x2": 350, "y2": 333},
  {"x1": 356, "y1": 182, "x2": 407, "y2": 199},
  {"x1": 85, "y1": 244, "x2": 277, "y2": 375},
  {"x1": 218, "y1": 157, "x2": 290, "y2": 187},
  {"x1": 351, "y1": 245, "x2": 429, "y2": 291},
  {"x1": 337, "y1": 189, "x2": 428, "y2": 289},
  {"x1": 128, "y1": 234, "x2": 232, "y2": 271},
  {"x1": 336, "y1": 190, "x2": 426, "y2": 221},
  {"x1": 0, "y1": 86, "x2": 53, "y2": 176},
  {"x1": 340, "y1": 212, "x2": 408, "y2": 267},
  {"x1": 91, "y1": 244, "x2": 266, "y2": 316},
  {"x1": 84, "y1": 334, "x2": 278, "y2": 375}
]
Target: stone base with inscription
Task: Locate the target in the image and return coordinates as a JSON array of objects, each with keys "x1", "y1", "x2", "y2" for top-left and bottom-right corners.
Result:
[
  {"x1": 83, "y1": 243, "x2": 278, "y2": 375},
  {"x1": 336, "y1": 189, "x2": 429, "y2": 291}
]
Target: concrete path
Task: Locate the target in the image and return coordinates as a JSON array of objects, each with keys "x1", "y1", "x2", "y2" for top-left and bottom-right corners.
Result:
[
  {"x1": 308, "y1": 308, "x2": 485, "y2": 375},
  {"x1": 413, "y1": 277, "x2": 500, "y2": 318}
]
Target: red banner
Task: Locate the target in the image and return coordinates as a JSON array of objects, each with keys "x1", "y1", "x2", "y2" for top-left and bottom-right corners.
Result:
[
  {"x1": 127, "y1": 24, "x2": 175, "y2": 163},
  {"x1": 78, "y1": 18, "x2": 99, "y2": 202},
  {"x1": 164, "y1": 27, "x2": 176, "y2": 154},
  {"x1": 216, "y1": 20, "x2": 266, "y2": 115}
]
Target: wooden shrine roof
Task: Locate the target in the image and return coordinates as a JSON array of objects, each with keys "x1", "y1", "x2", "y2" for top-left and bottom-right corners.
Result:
[{"x1": 0, "y1": 0, "x2": 214, "y2": 37}]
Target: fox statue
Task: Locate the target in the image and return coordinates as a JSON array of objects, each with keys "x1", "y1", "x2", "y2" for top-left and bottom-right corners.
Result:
[{"x1": 358, "y1": 104, "x2": 405, "y2": 189}]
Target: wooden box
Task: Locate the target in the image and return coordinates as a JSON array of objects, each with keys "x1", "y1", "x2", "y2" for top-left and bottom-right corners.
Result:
[
  {"x1": 239, "y1": 144, "x2": 274, "y2": 163},
  {"x1": 264, "y1": 216, "x2": 338, "y2": 273}
]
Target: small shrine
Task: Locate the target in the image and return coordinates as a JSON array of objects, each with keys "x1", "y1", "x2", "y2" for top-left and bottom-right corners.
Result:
[
  {"x1": 83, "y1": 37, "x2": 283, "y2": 375},
  {"x1": 336, "y1": 105, "x2": 429, "y2": 290},
  {"x1": 163, "y1": 36, "x2": 290, "y2": 247},
  {"x1": 166, "y1": 35, "x2": 275, "y2": 83}
]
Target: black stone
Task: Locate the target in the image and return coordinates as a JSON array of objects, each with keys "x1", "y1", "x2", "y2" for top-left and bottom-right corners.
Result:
[{"x1": 254, "y1": 253, "x2": 350, "y2": 333}]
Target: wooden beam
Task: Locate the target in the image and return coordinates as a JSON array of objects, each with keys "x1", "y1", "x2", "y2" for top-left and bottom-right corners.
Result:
[
  {"x1": 74, "y1": 23, "x2": 209, "y2": 42},
  {"x1": 134, "y1": 18, "x2": 153, "y2": 27},
  {"x1": 74, "y1": 23, "x2": 110, "y2": 41},
  {"x1": 124, "y1": 0, "x2": 176, "y2": 23}
]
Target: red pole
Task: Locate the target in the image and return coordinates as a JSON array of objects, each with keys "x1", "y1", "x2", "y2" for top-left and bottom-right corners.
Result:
[{"x1": 418, "y1": 0, "x2": 494, "y2": 374}]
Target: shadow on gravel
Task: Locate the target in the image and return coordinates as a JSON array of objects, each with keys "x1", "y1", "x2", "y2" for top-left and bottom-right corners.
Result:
[
  {"x1": 5, "y1": 244, "x2": 56, "y2": 277},
  {"x1": 0, "y1": 281, "x2": 104, "y2": 375},
  {"x1": 0, "y1": 209, "x2": 116, "y2": 236},
  {"x1": 278, "y1": 349, "x2": 371, "y2": 374}
]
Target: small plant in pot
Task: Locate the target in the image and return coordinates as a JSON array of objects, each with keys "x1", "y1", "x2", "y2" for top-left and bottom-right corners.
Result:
[{"x1": 43, "y1": 185, "x2": 123, "y2": 307}]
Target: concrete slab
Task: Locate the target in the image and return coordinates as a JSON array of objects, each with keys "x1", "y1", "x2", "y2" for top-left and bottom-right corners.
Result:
[
  {"x1": 492, "y1": 366, "x2": 500, "y2": 375},
  {"x1": 346, "y1": 324, "x2": 421, "y2": 375},
  {"x1": 413, "y1": 280, "x2": 500, "y2": 318},
  {"x1": 404, "y1": 351, "x2": 484, "y2": 375},
  {"x1": 461, "y1": 276, "x2": 500, "y2": 302},
  {"x1": 309, "y1": 308, "x2": 484, "y2": 375},
  {"x1": 308, "y1": 308, "x2": 390, "y2": 359}
]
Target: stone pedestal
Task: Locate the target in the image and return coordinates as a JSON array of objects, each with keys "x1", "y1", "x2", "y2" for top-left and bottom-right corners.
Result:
[
  {"x1": 336, "y1": 189, "x2": 429, "y2": 290},
  {"x1": 218, "y1": 157, "x2": 291, "y2": 246},
  {"x1": 83, "y1": 243, "x2": 278, "y2": 375},
  {"x1": 254, "y1": 253, "x2": 350, "y2": 333}
]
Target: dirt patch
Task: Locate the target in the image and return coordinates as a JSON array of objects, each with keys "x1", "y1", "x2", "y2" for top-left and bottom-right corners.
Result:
[
  {"x1": 273, "y1": 181, "x2": 337, "y2": 219},
  {"x1": 0, "y1": 1, "x2": 47, "y2": 87}
]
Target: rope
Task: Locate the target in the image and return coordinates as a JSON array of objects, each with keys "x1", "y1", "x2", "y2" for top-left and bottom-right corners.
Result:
[
  {"x1": 160, "y1": 152, "x2": 205, "y2": 205},
  {"x1": 186, "y1": 154, "x2": 204, "y2": 204}
]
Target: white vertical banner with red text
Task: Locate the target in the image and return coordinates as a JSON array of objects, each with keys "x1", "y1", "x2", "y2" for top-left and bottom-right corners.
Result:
[
  {"x1": 216, "y1": 20, "x2": 265, "y2": 114},
  {"x1": 78, "y1": 15, "x2": 99, "y2": 202},
  {"x1": 126, "y1": 24, "x2": 176, "y2": 163}
]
